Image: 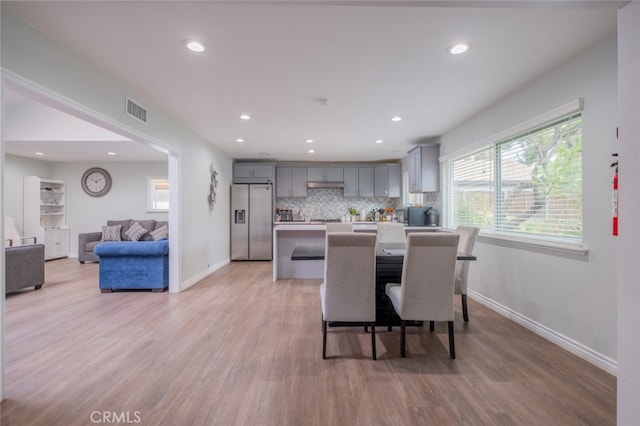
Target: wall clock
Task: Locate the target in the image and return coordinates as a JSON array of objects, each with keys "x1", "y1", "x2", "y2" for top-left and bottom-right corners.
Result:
[{"x1": 81, "y1": 167, "x2": 112, "y2": 197}]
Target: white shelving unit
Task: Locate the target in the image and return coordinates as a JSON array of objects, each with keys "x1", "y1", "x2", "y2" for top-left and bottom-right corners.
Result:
[{"x1": 24, "y1": 176, "x2": 70, "y2": 260}]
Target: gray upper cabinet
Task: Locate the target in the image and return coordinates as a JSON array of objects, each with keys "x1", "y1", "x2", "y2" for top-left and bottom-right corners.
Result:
[
  {"x1": 408, "y1": 145, "x2": 440, "y2": 192},
  {"x1": 359, "y1": 167, "x2": 374, "y2": 197},
  {"x1": 233, "y1": 163, "x2": 275, "y2": 183},
  {"x1": 374, "y1": 164, "x2": 402, "y2": 198},
  {"x1": 276, "y1": 167, "x2": 307, "y2": 197},
  {"x1": 307, "y1": 167, "x2": 344, "y2": 182},
  {"x1": 343, "y1": 167, "x2": 359, "y2": 197},
  {"x1": 343, "y1": 167, "x2": 374, "y2": 197}
]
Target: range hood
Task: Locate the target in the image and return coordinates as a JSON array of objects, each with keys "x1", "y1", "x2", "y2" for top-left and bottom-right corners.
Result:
[{"x1": 306, "y1": 181, "x2": 344, "y2": 188}]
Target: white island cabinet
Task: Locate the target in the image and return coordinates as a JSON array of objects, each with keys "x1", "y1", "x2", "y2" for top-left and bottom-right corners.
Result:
[
  {"x1": 273, "y1": 224, "x2": 326, "y2": 281},
  {"x1": 272, "y1": 223, "x2": 438, "y2": 281}
]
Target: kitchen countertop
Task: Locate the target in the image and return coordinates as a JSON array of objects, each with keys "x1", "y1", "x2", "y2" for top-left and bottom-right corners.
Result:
[{"x1": 273, "y1": 222, "x2": 441, "y2": 231}]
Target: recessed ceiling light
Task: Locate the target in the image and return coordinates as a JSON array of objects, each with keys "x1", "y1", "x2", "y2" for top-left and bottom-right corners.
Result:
[
  {"x1": 107, "y1": 152, "x2": 116, "y2": 156},
  {"x1": 306, "y1": 139, "x2": 314, "y2": 144},
  {"x1": 447, "y1": 42, "x2": 471, "y2": 55},
  {"x1": 35, "y1": 152, "x2": 44, "y2": 156},
  {"x1": 308, "y1": 149, "x2": 315, "y2": 154},
  {"x1": 236, "y1": 138, "x2": 244, "y2": 143},
  {"x1": 184, "y1": 40, "x2": 207, "y2": 53},
  {"x1": 391, "y1": 116, "x2": 402, "y2": 122},
  {"x1": 375, "y1": 140, "x2": 384, "y2": 144},
  {"x1": 240, "y1": 114, "x2": 251, "y2": 120}
]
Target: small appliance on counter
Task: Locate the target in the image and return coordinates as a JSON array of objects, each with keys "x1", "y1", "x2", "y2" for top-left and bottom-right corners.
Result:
[
  {"x1": 407, "y1": 206, "x2": 429, "y2": 226},
  {"x1": 426, "y1": 208, "x2": 439, "y2": 227},
  {"x1": 276, "y1": 208, "x2": 293, "y2": 221},
  {"x1": 406, "y1": 206, "x2": 440, "y2": 227},
  {"x1": 395, "y1": 207, "x2": 408, "y2": 224}
]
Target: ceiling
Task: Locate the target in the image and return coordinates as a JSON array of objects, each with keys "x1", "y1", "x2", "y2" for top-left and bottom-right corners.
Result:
[{"x1": 3, "y1": 1, "x2": 620, "y2": 163}]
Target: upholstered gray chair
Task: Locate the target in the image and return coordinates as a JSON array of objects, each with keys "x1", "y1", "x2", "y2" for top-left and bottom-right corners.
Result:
[
  {"x1": 385, "y1": 232, "x2": 459, "y2": 358},
  {"x1": 4, "y1": 217, "x2": 45, "y2": 293},
  {"x1": 320, "y1": 232, "x2": 377, "y2": 360},
  {"x1": 325, "y1": 223, "x2": 353, "y2": 233},
  {"x1": 454, "y1": 226, "x2": 480, "y2": 322},
  {"x1": 375, "y1": 222, "x2": 406, "y2": 245}
]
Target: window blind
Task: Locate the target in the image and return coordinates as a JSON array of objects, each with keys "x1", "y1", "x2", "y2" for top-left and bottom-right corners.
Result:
[
  {"x1": 449, "y1": 146, "x2": 494, "y2": 229},
  {"x1": 496, "y1": 113, "x2": 582, "y2": 241},
  {"x1": 443, "y1": 112, "x2": 582, "y2": 244}
]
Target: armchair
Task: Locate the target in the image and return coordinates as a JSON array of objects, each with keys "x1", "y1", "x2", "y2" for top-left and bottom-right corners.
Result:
[{"x1": 4, "y1": 217, "x2": 45, "y2": 293}]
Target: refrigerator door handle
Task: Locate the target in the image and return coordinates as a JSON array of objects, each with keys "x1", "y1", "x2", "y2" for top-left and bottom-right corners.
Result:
[{"x1": 235, "y1": 210, "x2": 246, "y2": 224}]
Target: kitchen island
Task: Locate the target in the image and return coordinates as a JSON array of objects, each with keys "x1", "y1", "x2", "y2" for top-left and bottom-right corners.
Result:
[{"x1": 272, "y1": 222, "x2": 440, "y2": 281}]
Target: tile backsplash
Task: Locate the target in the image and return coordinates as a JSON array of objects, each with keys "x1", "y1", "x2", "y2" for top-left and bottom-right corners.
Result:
[{"x1": 276, "y1": 188, "x2": 400, "y2": 220}]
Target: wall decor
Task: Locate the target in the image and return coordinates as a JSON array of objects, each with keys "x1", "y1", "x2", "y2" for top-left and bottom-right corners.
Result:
[{"x1": 208, "y1": 164, "x2": 219, "y2": 206}]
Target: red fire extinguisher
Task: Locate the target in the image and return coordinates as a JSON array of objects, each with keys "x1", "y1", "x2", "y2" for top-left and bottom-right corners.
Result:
[{"x1": 612, "y1": 154, "x2": 618, "y2": 236}]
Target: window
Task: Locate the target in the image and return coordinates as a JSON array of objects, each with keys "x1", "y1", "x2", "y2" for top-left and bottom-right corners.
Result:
[
  {"x1": 442, "y1": 111, "x2": 582, "y2": 244},
  {"x1": 147, "y1": 177, "x2": 169, "y2": 212},
  {"x1": 402, "y1": 171, "x2": 423, "y2": 206}
]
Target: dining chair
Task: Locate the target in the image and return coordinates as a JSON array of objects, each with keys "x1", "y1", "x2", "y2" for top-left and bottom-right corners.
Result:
[
  {"x1": 375, "y1": 222, "x2": 406, "y2": 245},
  {"x1": 454, "y1": 226, "x2": 480, "y2": 322},
  {"x1": 320, "y1": 232, "x2": 377, "y2": 360},
  {"x1": 325, "y1": 222, "x2": 353, "y2": 233},
  {"x1": 385, "y1": 232, "x2": 460, "y2": 358}
]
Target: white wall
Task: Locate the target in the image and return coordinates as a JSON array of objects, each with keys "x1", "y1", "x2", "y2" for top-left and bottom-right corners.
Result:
[
  {"x1": 5, "y1": 157, "x2": 170, "y2": 258},
  {"x1": 1, "y1": 7, "x2": 233, "y2": 283},
  {"x1": 440, "y1": 35, "x2": 618, "y2": 362},
  {"x1": 617, "y1": 2, "x2": 640, "y2": 423},
  {"x1": 52, "y1": 161, "x2": 168, "y2": 257}
]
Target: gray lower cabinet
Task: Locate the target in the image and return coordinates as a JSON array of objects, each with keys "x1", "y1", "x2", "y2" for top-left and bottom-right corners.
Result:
[
  {"x1": 374, "y1": 164, "x2": 402, "y2": 198},
  {"x1": 344, "y1": 167, "x2": 374, "y2": 197},
  {"x1": 276, "y1": 167, "x2": 307, "y2": 197},
  {"x1": 408, "y1": 145, "x2": 439, "y2": 192}
]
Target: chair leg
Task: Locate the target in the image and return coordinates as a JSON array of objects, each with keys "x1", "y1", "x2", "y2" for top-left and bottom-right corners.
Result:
[
  {"x1": 388, "y1": 325, "x2": 392, "y2": 332},
  {"x1": 371, "y1": 323, "x2": 376, "y2": 360},
  {"x1": 448, "y1": 321, "x2": 456, "y2": 359},
  {"x1": 364, "y1": 325, "x2": 369, "y2": 333},
  {"x1": 401, "y1": 320, "x2": 406, "y2": 358},
  {"x1": 322, "y1": 320, "x2": 327, "y2": 359},
  {"x1": 429, "y1": 320, "x2": 435, "y2": 332},
  {"x1": 462, "y1": 294, "x2": 469, "y2": 322}
]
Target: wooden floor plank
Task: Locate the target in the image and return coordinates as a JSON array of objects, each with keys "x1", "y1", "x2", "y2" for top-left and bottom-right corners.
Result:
[{"x1": 1, "y1": 258, "x2": 615, "y2": 425}]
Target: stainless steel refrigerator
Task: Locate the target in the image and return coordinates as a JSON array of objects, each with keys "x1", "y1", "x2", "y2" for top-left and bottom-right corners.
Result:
[{"x1": 231, "y1": 184, "x2": 273, "y2": 260}]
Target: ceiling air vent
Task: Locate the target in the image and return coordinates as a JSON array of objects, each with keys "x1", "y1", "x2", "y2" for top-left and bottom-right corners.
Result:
[{"x1": 125, "y1": 96, "x2": 148, "y2": 124}]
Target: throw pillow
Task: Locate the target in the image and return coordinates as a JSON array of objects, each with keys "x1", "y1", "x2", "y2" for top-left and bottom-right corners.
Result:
[
  {"x1": 125, "y1": 221, "x2": 148, "y2": 242},
  {"x1": 101, "y1": 225, "x2": 122, "y2": 241},
  {"x1": 150, "y1": 224, "x2": 168, "y2": 241},
  {"x1": 107, "y1": 219, "x2": 132, "y2": 240}
]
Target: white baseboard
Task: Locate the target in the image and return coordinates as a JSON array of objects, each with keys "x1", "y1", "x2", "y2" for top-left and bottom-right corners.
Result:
[
  {"x1": 468, "y1": 290, "x2": 617, "y2": 376},
  {"x1": 180, "y1": 258, "x2": 230, "y2": 291}
]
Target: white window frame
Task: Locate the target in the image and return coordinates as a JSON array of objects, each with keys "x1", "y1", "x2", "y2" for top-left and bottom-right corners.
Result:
[
  {"x1": 440, "y1": 99, "x2": 588, "y2": 258},
  {"x1": 402, "y1": 171, "x2": 424, "y2": 206},
  {"x1": 147, "y1": 176, "x2": 169, "y2": 212}
]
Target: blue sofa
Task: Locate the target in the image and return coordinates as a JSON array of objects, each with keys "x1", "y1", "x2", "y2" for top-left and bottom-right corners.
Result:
[{"x1": 94, "y1": 240, "x2": 169, "y2": 292}]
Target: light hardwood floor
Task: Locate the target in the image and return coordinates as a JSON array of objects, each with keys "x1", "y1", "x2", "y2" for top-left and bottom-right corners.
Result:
[{"x1": 2, "y1": 258, "x2": 615, "y2": 425}]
